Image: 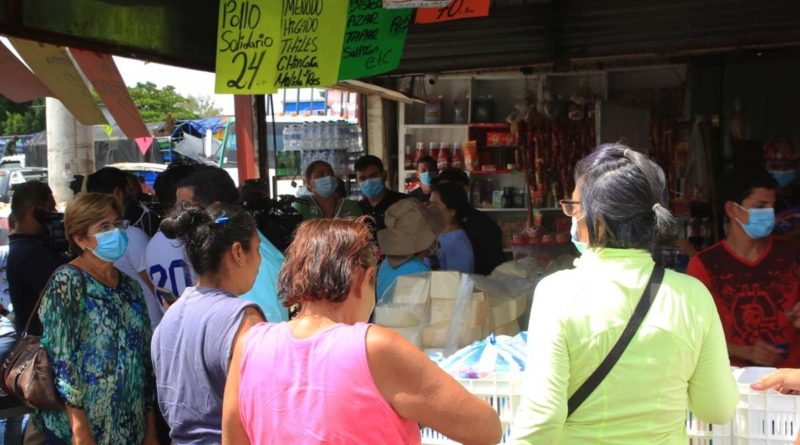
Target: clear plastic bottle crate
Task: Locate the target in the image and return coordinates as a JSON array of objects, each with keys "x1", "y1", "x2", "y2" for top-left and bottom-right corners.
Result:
[{"x1": 421, "y1": 372, "x2": 522, "y2": 445}]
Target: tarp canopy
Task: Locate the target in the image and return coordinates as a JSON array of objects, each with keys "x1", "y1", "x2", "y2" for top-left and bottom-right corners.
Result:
[
  {"x1": 173, "y1": 133, "x2": 217, "y2": 166},
  {"x1": 184, "y1": 117, "x2": 230, "y2": 136},
  {"x1": 23, "y1": 126, "x2": 163, "y2": 168}
]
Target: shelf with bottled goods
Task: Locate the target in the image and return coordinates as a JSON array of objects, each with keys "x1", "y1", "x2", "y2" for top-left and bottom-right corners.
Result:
[{"x1": 404, "y1": 124, "x2": 470, "y2": 130}]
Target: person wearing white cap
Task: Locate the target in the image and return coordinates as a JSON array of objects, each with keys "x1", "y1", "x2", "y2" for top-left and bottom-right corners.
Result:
[{"x1": 375, "y1": 199, "x2": 443, "y2": 302}]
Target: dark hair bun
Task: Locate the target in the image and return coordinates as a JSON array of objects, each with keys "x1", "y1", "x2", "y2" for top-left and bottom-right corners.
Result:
[
  {"x1": 158, "y1": 204, "x2": 257, "y2": 277},
  {"x1": 160, "y1": 206, "x2": 213, "y2": 241}
]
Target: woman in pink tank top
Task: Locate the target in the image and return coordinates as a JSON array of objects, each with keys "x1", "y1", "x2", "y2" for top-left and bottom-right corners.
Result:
[{"x1": 222, "y1": 219, "x2": 501, "y2": 445}]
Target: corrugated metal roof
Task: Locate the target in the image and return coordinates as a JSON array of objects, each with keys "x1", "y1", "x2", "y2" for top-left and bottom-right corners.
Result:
[
  {"x1": 396, "y1": 4, "x2": 553, "y2": 74},
  {"x1": 2, "y1": 0, "x2": 800, "y2": 75},
  {"x1": 560, "y1": 0, "x2": 800, "y2": 60},
  {"x1": 395, "y1": 0, "x2": 800, "y2": 74}
]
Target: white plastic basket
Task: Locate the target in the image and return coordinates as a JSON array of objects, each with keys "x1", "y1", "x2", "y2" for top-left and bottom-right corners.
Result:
[
  {"x1": 421, "y1": 367, "x2": 800, "y2": 445},
  {"x1": 686, "y1": 409, "x2": 732, "y2": 445},
  {"x1": 731, "y1": 367, "x2": 800, "y2": 445},
  {"x1": 421, "y1": 372, "x2": 523, "y2": 444}
]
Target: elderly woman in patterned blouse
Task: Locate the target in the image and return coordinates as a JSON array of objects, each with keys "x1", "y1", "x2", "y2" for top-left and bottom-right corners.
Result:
[{"x1": 35, "y1": 193, "x2": 157, "y2": 445}]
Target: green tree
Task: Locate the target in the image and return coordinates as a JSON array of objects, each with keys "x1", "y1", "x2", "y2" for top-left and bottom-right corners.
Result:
[
  {"x1": 0, "y1": 97, "x2": 45, "y2": 135},
  {"x1": 127, "y1": 81, "x2": 199, "y2": 123},
  {"x1": 183, "y1": 95, "x2": 224, "y2": 118}
]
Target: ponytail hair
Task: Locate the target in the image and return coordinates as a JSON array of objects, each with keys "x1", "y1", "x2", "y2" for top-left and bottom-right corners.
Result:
[{"x1": 574, "y1": 143, "x2": 676, "y2": 251}]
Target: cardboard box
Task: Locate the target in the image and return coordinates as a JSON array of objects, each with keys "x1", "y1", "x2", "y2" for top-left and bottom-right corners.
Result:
[
  {"x1": 486, "y1": 132, "x2": 514, "y2": 147},
  {"x1": 430, "y1": 292, "x2": 489, "y2": 326},
  {"x1": 422, "y1": 320, "x2": 484, "y2": 349}
]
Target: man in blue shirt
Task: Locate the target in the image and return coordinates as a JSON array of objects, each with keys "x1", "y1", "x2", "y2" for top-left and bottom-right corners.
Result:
[{"x1": 170, "y1": 167, "x2": 288, "y2": 322}]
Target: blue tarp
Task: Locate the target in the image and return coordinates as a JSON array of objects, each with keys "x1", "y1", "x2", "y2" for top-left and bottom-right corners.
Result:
[{"x1": 184, "y1": 117, "x2": 226, "y2": 136}]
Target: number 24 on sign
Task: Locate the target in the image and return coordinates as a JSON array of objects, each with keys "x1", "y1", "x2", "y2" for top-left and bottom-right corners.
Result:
[{"x1": 228, "y1": 51, "x2": 267, "y2": 90}]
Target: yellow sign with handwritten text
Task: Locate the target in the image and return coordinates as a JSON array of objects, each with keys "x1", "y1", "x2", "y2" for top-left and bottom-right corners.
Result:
[{"x1": 215, "y1": 0, "x2": 349, "y2": 94}]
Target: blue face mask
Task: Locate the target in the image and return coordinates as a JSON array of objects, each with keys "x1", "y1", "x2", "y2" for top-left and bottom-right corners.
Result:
[
  {"x1": 770, "y1": 170, "x2": 797, "y2": 188},
  {"x1": 359, "y1": 177, "x2": 385, "y2": 199},
  {"x1": 91, "y1": 228, "x2": 129, "y2": 263},
  {"x1": 314, "y1": 176, "x2": 337, "y2": 198},
  {"x1": 570, "y1": 216, "x2": 588, "y2": 255},
  {"x1": 735, "y1": 204, "x2": 775, "y2": 240},
  {"x1": 420, "y1": 171, "x2": 435, "y2": 186}
]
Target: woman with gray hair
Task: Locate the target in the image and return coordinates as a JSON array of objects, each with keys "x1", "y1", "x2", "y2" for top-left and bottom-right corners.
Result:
[{"x1": 512, "y1": 144, "x2": 738, "y2": 444}]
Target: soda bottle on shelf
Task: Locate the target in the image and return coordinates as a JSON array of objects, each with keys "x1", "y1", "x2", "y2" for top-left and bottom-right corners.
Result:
[
  {"x1": 404, "y1": 145, "x2": 414, "y2": 170},
  {"x1": 428, "y1": 142, "x2": 440, "y2": 162},
  {"x1": 437, "y1": 143, "x2": 451, "y2": 170},
  {"x1": 414, "y1": 142, "x2": 427, "y2": 164},
  {"x1": 451, "y1": 143, "x2": 464, "y2": 169}
]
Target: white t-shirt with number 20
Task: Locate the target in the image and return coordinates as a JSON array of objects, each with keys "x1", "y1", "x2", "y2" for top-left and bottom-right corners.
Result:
[{"x1": 145, "y1": 231, "x2": 196, "y2": 302}]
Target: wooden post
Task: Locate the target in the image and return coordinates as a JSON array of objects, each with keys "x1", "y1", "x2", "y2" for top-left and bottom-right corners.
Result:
[{"x1": 234, "y1": 95, "x2": 259, "y2": 183}]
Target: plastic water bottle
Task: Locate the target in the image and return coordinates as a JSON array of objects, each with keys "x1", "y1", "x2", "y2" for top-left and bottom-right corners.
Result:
[
  {"x1": 279, "y1": 127, "x2": 290, "y2": 176},
  {"x1": 301, "y1": 123, "x2": 312, "y2": 151},
  {"x1": 353, "y1": 125, "x2": 363, "y2": 153}
]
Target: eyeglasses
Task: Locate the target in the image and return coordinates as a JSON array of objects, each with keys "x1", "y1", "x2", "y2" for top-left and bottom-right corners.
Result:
[
  {"x1": 559, "y1": 199, "x2": 581, "y2": 217},
  {"x1": 93, "y1": 220, "x2": 129, "y2": 233}
]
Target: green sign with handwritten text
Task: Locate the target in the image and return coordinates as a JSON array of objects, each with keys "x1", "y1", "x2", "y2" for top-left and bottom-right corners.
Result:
[{"x1": 338, "y1": 0, "x2": 411, "y2": 81}]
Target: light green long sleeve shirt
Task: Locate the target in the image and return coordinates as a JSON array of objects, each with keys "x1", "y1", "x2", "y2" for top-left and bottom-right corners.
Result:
[{"x1": 512, "y1": 248, "x2": 738, "y2": 445}]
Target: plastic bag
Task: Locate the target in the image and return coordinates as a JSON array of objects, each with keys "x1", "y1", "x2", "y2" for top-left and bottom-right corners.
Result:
[
  {"x1": 444, "y1": 274, "x2": 475, "y2": 357},
  {"x1": 439, "y1": 333, "x2": 528, "y2": 378}
]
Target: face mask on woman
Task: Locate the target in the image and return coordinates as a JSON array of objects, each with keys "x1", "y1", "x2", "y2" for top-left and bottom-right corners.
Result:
[
  {"x1": 570, "y1": 216, "x2": 588, "y2": 255},
  {"x1": 314, "y1": 176, "x2": 338, "y2": 198},
  {"x1": 91, "y1": 228, "x2": 129, "y2": 262},
  {"x1": 359, "y1": 178, "x2": 385, "y2": 199},
  {"x1": 735, "y1": 204, "x2": 775, "y2": 240}
]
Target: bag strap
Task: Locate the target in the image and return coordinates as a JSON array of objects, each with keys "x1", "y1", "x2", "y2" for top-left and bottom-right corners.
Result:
[
  {"x1": 567, "y1": 266, "x2": 665, "y2": 417},
  {"x1": 22, "y1": 264, "x2": 87, "y2": 335}
]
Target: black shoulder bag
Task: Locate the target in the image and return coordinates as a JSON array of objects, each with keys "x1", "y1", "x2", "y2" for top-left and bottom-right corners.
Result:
[{"x1": 567, "y1": 266, "x2": 665, "y2": 417}]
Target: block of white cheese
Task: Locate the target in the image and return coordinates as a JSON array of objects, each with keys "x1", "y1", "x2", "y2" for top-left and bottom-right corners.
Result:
[
  {"x1": 422, "y1": 320, "x2": 484, "y2": 349},
  {"x1": 494, "y1": 319, "x2": 521, "y2": 337},
  {"x1": 430, "y1": 292, "x2": 489, "y2": 326},
  {"x1": 375, "y1": 302, "x2": 429, "y2": 328},
  {"x1": 429, "y1": 271, "x2": 463, "y2": 300},
  {"x1": 488, "y1": 293, "x2": 529, "y2": 329},
  {"x1": 389, "y1": 274, "x2": 431, "y2": 305},
  {"x1": 388, "y1": 326, "x2": 422, "y2": 348}
]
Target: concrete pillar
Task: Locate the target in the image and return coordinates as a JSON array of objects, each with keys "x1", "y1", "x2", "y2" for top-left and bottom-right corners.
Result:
[
  {"x1": 74, "y1": 123, "x2": 96, "y2": 178},
  {"x1": 46, "y1": 98, "x2": 95, "y2": 203}
]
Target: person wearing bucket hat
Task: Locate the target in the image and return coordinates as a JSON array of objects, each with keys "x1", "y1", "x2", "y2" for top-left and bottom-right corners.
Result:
[{"x1": 375, "y1": 199, "x2": 443, "y2": 302}]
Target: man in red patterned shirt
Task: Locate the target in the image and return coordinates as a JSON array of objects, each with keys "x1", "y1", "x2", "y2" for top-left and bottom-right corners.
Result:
[{"x1": 687, "y1": 168, "x2": 800, "y2": 367}]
